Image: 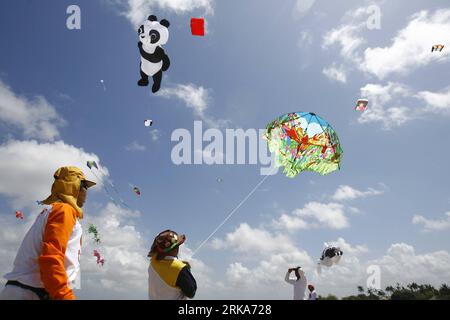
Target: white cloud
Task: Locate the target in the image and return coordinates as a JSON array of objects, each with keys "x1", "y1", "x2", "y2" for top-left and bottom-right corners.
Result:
[
  {"x1": 323, "y1": 8, "x2": 450, "y2": 80},
  {"x1": 357, "y1": 82, "x2": 450, "y2": 128},
  {"x1": 0, "y1": 140, "x2": 105, "y2": 209},
  {"x1": 273, "y1": 202, "x2": 349, "y2": 231},
  {"x1": 412, "y1": 212, "x2": 450, "y2": 232},
  {"x1": 369, "y1": 243, "x2": 450, "y2": 288},
  {"x1": 332, "y1": 185, "x2": 384, "y2": 201},
  {"x1": 416, "y1": 86, "x2": 450, "y2": 113},
  {"x1": 211, "y1": 223, "x2": 299, "y2": 254},
  {"x1": 125, "y1": 141, "x2": 146, "y2": 152},
  {"x1": 0, "y1": 80, "x2": 65, "y2": 141},
  {"x1": 158, "y1": 83, "x2": 228, "y2": 128},
  {"x1": 361, "y1": 10, "x2": 450, "y2": 79},
  {"x1": 212, "y1": 223, "x2": 313, "y2": 298},
  {"x1": 159, "y1": 83, "x2": 209, "y2": 116},
  {"x1": 294, "y1": 0, "x2": 316, "y2": 17},
  {"x1": 357, "y1": 82, "x2": 416, "y2": 129},
  {"x1": 322, "y1": 23, "x2": 365, "y2": 62},
  {"x1": 322, "y1": 63, "x2": 347, "y2": 83},
  {"x1": 120, "y1": 0, "x2": 214, "y2": 26},
  {"x1": 77, "y1": 203, "x2": 148, "y2": 299}
]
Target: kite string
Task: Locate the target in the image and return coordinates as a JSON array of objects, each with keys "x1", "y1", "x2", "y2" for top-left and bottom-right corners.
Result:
[
  {"x1": 89, "y1": 169, "x2": 131, "y2": 209},
  {"x1": 191, "y1": 168, "x2": 276, "y2": 258}
]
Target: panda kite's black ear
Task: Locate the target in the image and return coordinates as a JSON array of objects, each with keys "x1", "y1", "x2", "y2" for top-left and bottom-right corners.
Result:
[
  {"x1": 160, "y1": 19, "x2": 170, "y2": 28},
  {"x1": 148, "y1": 15, "x2": 158, "y2": 22}
]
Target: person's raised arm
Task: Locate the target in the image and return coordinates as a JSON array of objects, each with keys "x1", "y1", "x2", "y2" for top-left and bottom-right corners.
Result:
[{"x1": 285, "y1": 270, "x2": 295, "y2": 284}]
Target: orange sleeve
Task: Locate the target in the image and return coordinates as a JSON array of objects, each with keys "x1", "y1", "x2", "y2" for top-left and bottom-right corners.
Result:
[{"x1": 38, "y1": 203, "x2": 77, "y2": 300}]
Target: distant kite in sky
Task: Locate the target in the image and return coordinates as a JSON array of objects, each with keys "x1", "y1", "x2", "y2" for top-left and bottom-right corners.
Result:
[
  {"x1": 190, "y1": 18, "x2": 205, "y2": 36},
  {"x1": 93, "y1": 250, "x2": 105, "y2": 266},
  {"x1": 15, "y1": 211, "x2": 24, "y2": 220},
  {"x1": 100, "y1": 80, "x2": 106, "y2": 91},
  {"x1": 355, "y1": 99, "x2": 368, "y2": 111},
  {"x1": 87, "y1": 161, "x2": 99, "y2": 170},
  {"x1": 216, "y1": 178, "x2": 223, "y2": 183},
  {"x1": 88, "y1": 224, "x2": 101, "y2": 244},
  {"x1": 144, "y1": 119, "x2": 153, "y2": 127},
  {"x1": 133, "y1": 186, "x2": 141, "y2": 196},
  {"x1": 317, "y1": 245, "x2": 343, "y2": 275},
  {"x1": 264, "y1": 112, "x2": 343, "y2": 178},
  {"x1": 431, "y1": 44, "x2": 444, "y2": 52}
]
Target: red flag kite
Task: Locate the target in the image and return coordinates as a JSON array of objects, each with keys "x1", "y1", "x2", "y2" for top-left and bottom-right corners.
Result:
[{"x1": 190, "y1": 18, "x2": 205, "y2": 36}]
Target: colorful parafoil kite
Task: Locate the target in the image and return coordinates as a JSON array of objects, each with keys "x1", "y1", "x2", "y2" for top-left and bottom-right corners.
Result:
[
  {"x1": 88, "y1": 224, "x2": 101, "y2": 244},
  {"x1": 355, "y1": 99, "x2": 368, "y2": 111},
  {"x1": 432, "y1": 44, "x2": 444, "y2": 52},
  {"x1": 93, "y1": 250, "x2": 105, "y2": 266},
  {"x1": 15, "y1": 211, "x2": 24, "y2": 220},
  {"x1": 264, "y1": 112, "x2": 343, "y2": 178},
  {"x1": 144, "y1": 119, "x2": 153, "y2": 127},
  {"x1": 133, "y1": 186, "x2": 141, "y2": 196},
  {"x1": 191, "y1": 18, "x2": 205, "y2": 36},
  {"x1": 317, "y1": 245, "x2": 343, "y2": 274},
  {"x1": 87, "y1": 161, "x2": 99, "y2": 170}
]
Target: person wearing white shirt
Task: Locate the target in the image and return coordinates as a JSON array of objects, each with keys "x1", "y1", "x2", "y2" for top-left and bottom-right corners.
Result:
[
  {"x1": 308, "y1": 284, "x2": 318, "y2": 300},
  {"x1": 285, "y1": 267, "x2": 307, "y2": 300}
]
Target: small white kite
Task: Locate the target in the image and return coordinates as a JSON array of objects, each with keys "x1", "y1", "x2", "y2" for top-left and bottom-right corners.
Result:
[{"x1": 317, "y1": 243, "x2": 343, "y2": 274}]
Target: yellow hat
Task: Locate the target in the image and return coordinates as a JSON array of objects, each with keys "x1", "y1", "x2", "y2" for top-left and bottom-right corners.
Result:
[{"x1": 41, "y1": 166, "x2": 96, "y2": 219}]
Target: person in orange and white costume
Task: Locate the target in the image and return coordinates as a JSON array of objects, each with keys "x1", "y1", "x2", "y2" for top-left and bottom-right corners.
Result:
[{"x1": 0, "y1": 166, "x2": 95, "y2": 300}]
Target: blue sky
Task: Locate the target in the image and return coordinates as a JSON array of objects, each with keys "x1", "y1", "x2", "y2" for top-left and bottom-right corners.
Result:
[{"x1": 0, "y1": 0, "x2": 450, "y2": 299}]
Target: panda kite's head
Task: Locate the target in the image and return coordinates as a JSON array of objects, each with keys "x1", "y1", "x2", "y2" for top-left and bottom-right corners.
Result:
[{"x1": 138, "y1": 15, "x2": 170, "y2": 48}]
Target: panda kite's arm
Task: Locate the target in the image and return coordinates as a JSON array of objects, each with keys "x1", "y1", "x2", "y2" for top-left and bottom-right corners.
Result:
[
  {"x1": 161, "y1": 49, "x2": 170, "y2": 71},
  {"x1": 138, "y1": 43, "x2": 163, "y2": 63}
]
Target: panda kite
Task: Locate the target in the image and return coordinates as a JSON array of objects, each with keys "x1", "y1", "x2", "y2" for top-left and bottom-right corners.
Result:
[{"x1": 137, "y1": 15, "x2": 170, "y2": 93}]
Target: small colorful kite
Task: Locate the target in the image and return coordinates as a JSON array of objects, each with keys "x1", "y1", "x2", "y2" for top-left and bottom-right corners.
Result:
[
  {"x1": 355, "y1": 99, "x2": 368, "y2": 111},
  {"x1": 15, "y1": 211, "x2": 24, "y2": 220},
  {"x1": 264, "y1": 112, "x2": 343, "y2": 178},
  {"x1": 431, "y1": 44, "x2": 444, "y2": 52},
  {"x1": 93, "y1": 250, "x2": 105, "y2": 266},
  {"x1": 87, "y1": 161, "x2": 99, "y2": 170},
  {"x1": 88, "y1": 224, "x2": 101, "y2": 244},
  {"x1": 144, "y1": 119, "x2": 153, "y2": 127},
  {"x1": 190, "y1": 18, "x2": 205, "y2": 36},
  {"x1": 133, "y1": 186, "x2": 141, "y2": 196}
]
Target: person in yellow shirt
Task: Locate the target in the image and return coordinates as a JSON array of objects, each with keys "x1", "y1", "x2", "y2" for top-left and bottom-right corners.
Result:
[{"x1": 147, "y1": 229, "x2": 197, "y2": 300}]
